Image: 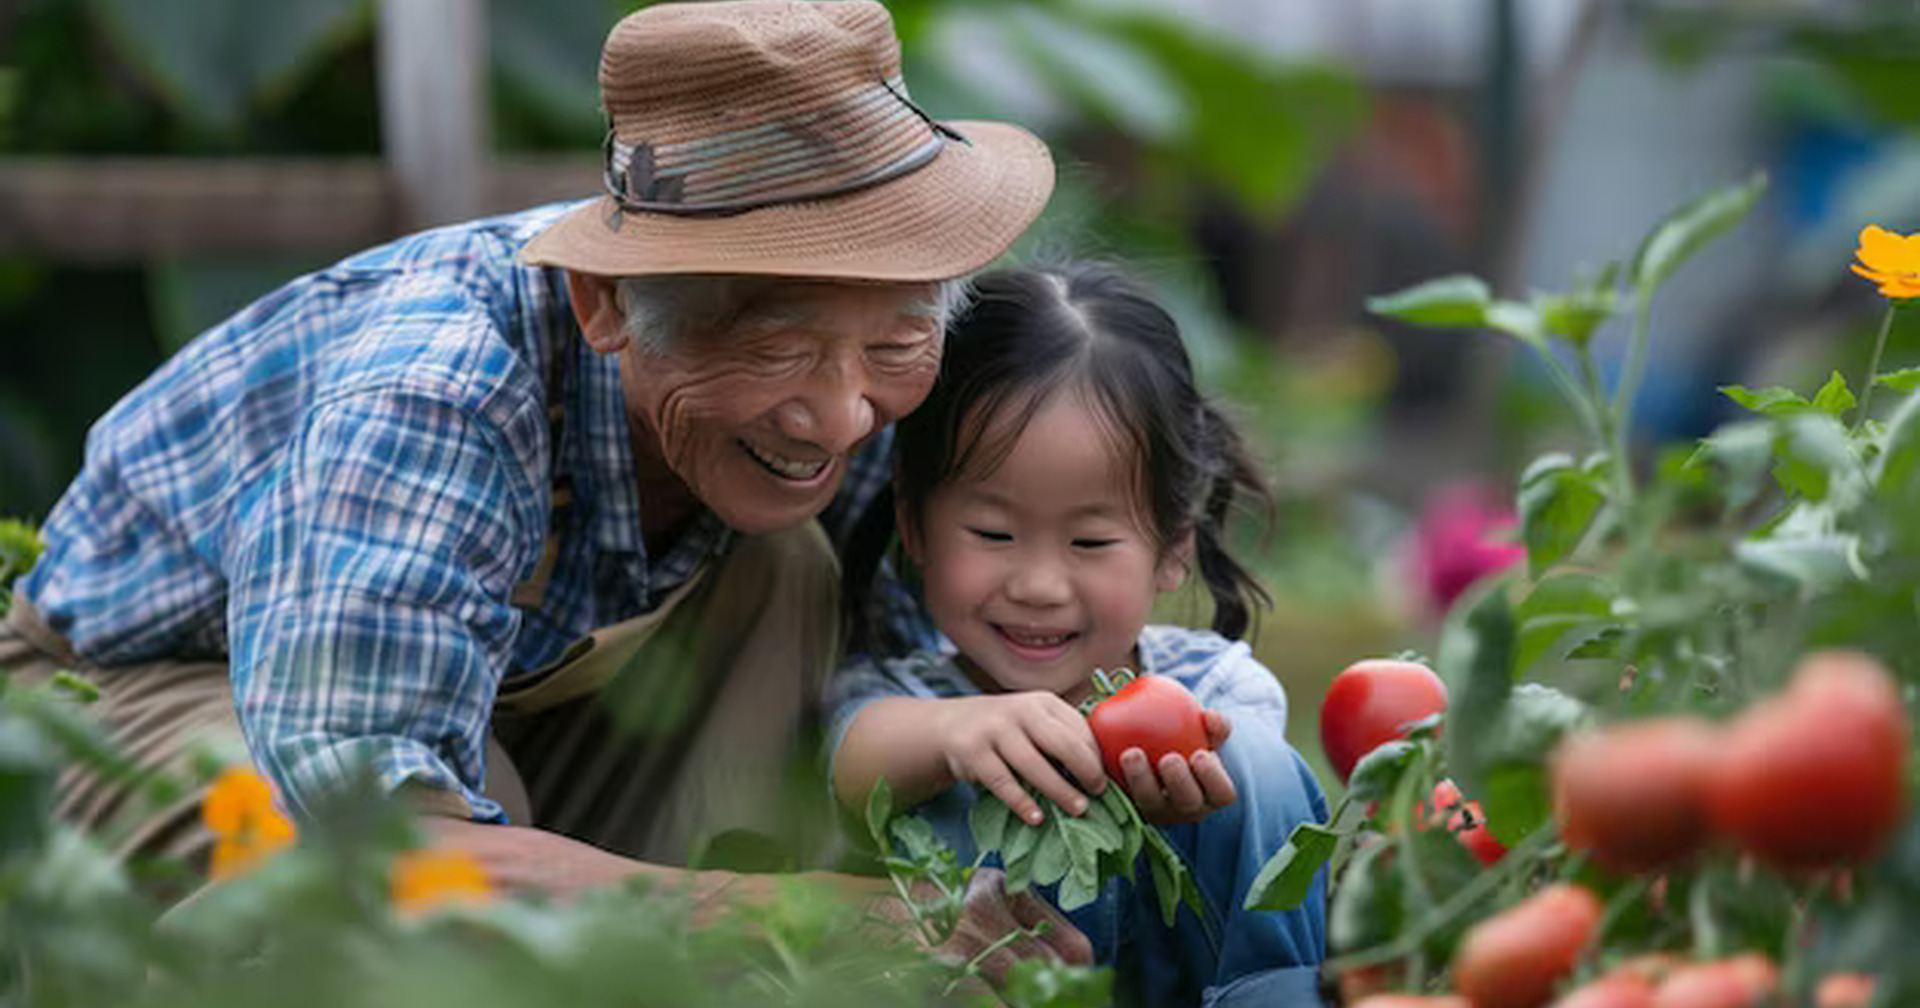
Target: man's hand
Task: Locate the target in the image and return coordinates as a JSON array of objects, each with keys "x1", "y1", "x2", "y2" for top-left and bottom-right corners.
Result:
[
  {"x1": 938, "y1": 867, "x2": 1095, "y2": 987},
  {"x1": 1114, "y1": 708, "x2": 1237, "y2": 824},
  {"x1": 932, "y1": 692, "x2": 1108, "y2": 826}
]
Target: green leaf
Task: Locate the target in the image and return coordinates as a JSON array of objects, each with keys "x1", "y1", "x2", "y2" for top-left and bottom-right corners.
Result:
[
  {"x1": 1439, "y1": 586, "x2": 1517, "y2": 801},
  {"x1": 1535, "y1": 284, "x2": 1617, "y2": 350},
  {"x1": 1141, "y1": 828, "x2": 1203, "y2": 928},
  {"x1": 1007, "y1": 5, "x2": 1184, "y2": 142},
  {"x1": 1630, "y1": 172, "x2": 1768, "y2": 295},
  {"x1": 1735, "y1": 534, "x2": 1867, "y2": 595},
  {"x1": 1812, "y1": 371, "x2": 1859, "y2": 417},
  {"x1": 1517, "y1": 453, "x2": 1605, "y2": 572},
  {"x1": 1486, "y1": 300, "x2": 1548, "y2": 353},
  {"x1": 1482, "y1": 763, "x2": 1551, "y2": 848},
  {"x1": 970, "y1": 795, "x2": 1013, "y2": 855},
  {"x1": 1056, "y1": 858, "x2": 1101, "y2": 913},
  {"x1": 1328, "y1": 838, "x2": 1402, "y2": 954},
  {"x1": 864, "y1": 778, "x2": 895, "y2": 852},
  {"x1": 889, "y1": 817, "x2": 944, "y2": 865},
  {"x1": 1029, "y1": 819, "x2": 1072, "y2": 888},
  {"x1": 1876, "y1": 367, "x2": 1920, "y2": 394},
  {"x1": 1485, "y1": 683, "x2": 1592, "y2": 766},
  {"x1": 1689, "y1": 420, "x2": 1776, "y2": 512},
  {"x1": 1365, "y1": 275, "x2": 1492, "y2": 329},
  {"x1": 1242, "y1": 822, "x2": 1338, "y2": 911},
  {"x1": 1070, "y1": 800, "x2": 1126, "y2": 854},
  {"x1": 1513, "y1": 571, "x2": 1618, "y2": 673},
  {"x1": 1721, "y1": 384, "x2": 1813, "y2": 416},
  {"x1": 1772, "y1": 413, "x2": 1860, "y2": 504},
  {"x1": 1003, "y1": 810, "x2": 1043, "y2": 867},
  {"x1": 90, "y1": 0, "x2": 366, "y2": 131},
  {"x1": 1344, "y1": 740, "x2": 1420, "y2": 805}
]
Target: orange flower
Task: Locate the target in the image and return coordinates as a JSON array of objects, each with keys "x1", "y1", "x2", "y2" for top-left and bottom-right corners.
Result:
[
  {"x1": 201, "y1": 765, "x2": 296, "y2": 879},
  {"x1": 391, "y1": 847, "x2": 494, "y2": 915},
  {"x1": 1851, "y1": 224, "x2": 1920, "y2": 298}
]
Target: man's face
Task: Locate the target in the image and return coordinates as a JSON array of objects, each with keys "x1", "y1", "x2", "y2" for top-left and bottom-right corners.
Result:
[{"x1": 608, "y1": 279, "x2": 945, "y2": 534}]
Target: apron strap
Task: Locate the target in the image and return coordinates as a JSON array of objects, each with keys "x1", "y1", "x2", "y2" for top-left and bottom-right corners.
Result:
[{"x1": 507, "y1": 319, "x2": 574, "y2": 612}]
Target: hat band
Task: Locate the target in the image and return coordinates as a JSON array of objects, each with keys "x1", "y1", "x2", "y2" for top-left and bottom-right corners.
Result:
[{"x1": 602, "y1": 75, "x2": 957, "y2": 218}]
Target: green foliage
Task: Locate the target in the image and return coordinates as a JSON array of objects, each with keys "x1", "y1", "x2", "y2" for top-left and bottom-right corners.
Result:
[{"x1": 1332, "y1": 169, "x2": 1920, "y2": 1001}]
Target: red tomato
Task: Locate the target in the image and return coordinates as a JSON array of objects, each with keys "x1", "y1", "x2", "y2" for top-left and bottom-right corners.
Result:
[
  {"x1": 1551, "y1": 974, "x2": 1656, "y2": 1008},
  {"x1": 1086, "y1": 674, "x2": 1209, "y2": 783},
  {"x1": 1451, "y1": 883, "x2": 1603, "y2": 1008},
  {"x1": 1320, "y1": 658, "x2": 1449, "y2": 782},
  {"x1": 1649, "y1": 955, "x2": 1775, "y2": 1008},
  {"x1": 1708, "y1": 651, "x2": 1908, "y2": 869},
  {"x1": 1814, "y1": 973, "x2": 1875, "y2": 1008},
  {"x1": 1553, "y1": 718, "x2": 1718, "y2": 872},
  {"x1": 1424, "y1": 779, "x2": 1507, "y2": 865}
]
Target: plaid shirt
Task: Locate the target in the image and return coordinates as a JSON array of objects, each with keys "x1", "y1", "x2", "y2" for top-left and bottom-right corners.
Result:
[{"x1": 22, "y1": 202, "x2": 932, "y2": 822}]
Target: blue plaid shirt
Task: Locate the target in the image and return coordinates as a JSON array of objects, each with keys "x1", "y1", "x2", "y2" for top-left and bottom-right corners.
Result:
[{"x1": 22, "y1": 202, "x2": 932, "y2": 822}]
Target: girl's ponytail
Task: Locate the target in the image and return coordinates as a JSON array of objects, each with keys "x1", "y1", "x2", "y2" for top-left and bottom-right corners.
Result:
[{"x1": 1191, "y1": 401, "x2": 1273, "y2": 640}]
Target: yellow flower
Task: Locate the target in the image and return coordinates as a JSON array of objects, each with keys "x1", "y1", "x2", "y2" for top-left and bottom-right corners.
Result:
[
  {"x1": 390, "y1": 847, "x2": 495, "y2": 915},
  {"x1": 201, "y1": 765, "x2": 297, "y2": 879},
  {"x1": 1851, "y1": 224, "x2": 1920, "y2": 298}
]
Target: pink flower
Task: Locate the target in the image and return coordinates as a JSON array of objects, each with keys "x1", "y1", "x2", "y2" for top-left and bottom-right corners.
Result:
[{"x1": 1411, "y1": 483, "x2": 1526, "y2": 616}]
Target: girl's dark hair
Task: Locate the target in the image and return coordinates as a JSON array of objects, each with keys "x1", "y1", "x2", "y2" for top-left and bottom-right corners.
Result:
[{"x1": 848, "y1": 262, "x2": 1273, "y2": 643}]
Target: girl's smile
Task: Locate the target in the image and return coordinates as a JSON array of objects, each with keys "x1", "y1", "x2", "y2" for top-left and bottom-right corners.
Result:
[{"x1": 905, "y1": 386, "x2": 1187, "y2": 701}]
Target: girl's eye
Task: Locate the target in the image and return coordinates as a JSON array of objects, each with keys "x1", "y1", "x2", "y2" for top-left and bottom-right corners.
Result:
[
  {"x1": 967, "y1": 527, "x2": 1013, "y2": 543},
  {"x1": 1072, "y1": 538, "x2": 1119, "y2": 550}
]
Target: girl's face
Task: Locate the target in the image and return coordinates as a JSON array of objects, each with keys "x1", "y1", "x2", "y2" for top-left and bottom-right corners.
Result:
[{"x1": 904, "y1": 388, "x2": 1188, "y2": 702}]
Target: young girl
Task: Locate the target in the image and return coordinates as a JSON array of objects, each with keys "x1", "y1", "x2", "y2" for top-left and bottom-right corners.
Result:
[{"x1": 827, "y1": 264, "x2": 1328, "y2": 1007}]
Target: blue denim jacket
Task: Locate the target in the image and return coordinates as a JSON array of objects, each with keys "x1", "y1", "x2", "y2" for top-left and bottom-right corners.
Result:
[{"x1": 830, "y1": 627, "x2": 1330, "y2": 1006}]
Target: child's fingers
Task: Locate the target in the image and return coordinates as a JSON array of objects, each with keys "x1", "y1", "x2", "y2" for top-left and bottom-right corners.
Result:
[
  {"x1": 1203, "y1": 709, "x2": 1233, "y2": 749},
  {"x1": 1035, "y1": 707, "x2": 1107, "y2": 794},
  {"x1": 973, "y1": 760, "x2": 1046, "y2": 826},
  {"x1": 1155, "y1": 753, "x2": 1209, "y2": 819},
  {"x1": 1118, "y1": 748, "x2": 1168, "y2": 819},
  {"x1": 999, "y1": 734, "x2": 1089, "y2": 817},
  {"x1": 1190, "y1": 749, "x2": 1239, "y2": 808}
]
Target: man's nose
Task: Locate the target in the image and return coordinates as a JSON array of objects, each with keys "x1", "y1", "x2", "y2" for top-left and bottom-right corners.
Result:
[{"x1": 773, "y1": 360, "x2": 876, "y2": 454}]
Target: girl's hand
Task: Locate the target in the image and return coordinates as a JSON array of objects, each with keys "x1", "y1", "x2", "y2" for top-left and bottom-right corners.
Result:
[
  {"x1": 934, "y1": 692, "x2": 1108, "y2": 826},
  {"x1": 1115, "y1": 709, "x2": 1237, "y2": 824}
]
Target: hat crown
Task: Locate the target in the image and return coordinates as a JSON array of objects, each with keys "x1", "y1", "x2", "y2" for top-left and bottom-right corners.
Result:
[{"x1": 600, "y1": 0, "x2": 901, "y2": 146}]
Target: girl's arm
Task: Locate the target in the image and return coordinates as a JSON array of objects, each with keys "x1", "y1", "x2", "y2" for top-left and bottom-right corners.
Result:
[{"x1": 832, "y1": 693, "x2": 1109, "y2": 826}]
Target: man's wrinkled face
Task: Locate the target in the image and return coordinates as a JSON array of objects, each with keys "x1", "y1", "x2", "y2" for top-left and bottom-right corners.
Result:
[{"x1": 600, "y1": 278, "x2": 946, "y2": 534}]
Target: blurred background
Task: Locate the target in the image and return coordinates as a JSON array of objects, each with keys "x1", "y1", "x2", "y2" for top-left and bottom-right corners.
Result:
[{"x1": 3, "y1": 0, "x2": 1919, "y2": 782}]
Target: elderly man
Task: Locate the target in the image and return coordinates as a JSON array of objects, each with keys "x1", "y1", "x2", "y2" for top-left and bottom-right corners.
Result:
[{"x1": 0, "y1": 0, "x2": 1082, "y2": 976}]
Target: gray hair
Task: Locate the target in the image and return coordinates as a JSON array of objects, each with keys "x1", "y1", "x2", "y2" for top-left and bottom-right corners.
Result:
[{"x1": 615, "y1": 274, "x2": 975, "y2": 354}]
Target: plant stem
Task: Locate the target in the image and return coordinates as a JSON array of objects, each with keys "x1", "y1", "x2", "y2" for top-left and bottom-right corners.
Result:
[
  {"x1": 1325, "y1": 826, "x2": 1560, "y2": 974},
  {"x1": 1854, "y1": 304, "x2": 1898, "y2": 431},
  {"x1": 941, "y1": 923, "x2": 1045, "y2": 996},
  {"x1": 1610, "y1": 292, "x2": 1654, "y2": 506}
]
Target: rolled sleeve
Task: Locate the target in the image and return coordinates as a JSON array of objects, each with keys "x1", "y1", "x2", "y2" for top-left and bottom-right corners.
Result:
[{"x1": 225, "y1": 384, "x2": 542, "y2": 822}]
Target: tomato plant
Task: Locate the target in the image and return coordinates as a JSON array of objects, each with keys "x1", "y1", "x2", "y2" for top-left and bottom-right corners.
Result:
[
  {"x1": 1551, "y1": 974, "x2": 1655, "y2": 1008},
  {"x1": 1708, "y1": 651, "x2": 1908, "y2": 869},
  {"x1": 1450, "y1": 883, "x2": 1601, "y2": 1008},
  {"x1": 1319, "y1": 181, "x2": 1920, "y2": 1008},
  {"x1": 1084, "y1": 670, "x2": 1209, "y2": 783},
  {"x1": 1553, "y1": 718, "x2": 1717, "y2": 872},
  {"x1": 1320, "y1": 658, "x2": 1448, "y2": 782},
  {"x1": 1425, "y1": 779, "x2": 1505, "y2": 865}
]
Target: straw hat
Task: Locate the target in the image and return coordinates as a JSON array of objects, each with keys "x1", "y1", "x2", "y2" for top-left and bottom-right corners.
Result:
[{"x1": 519, "y1": 0, "x2": 1054, "y2": 282}]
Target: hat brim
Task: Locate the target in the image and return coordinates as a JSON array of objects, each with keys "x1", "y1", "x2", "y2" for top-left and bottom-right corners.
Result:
[{"x1": 517, "y1": 120, "x2": 1053, "y2": 282}]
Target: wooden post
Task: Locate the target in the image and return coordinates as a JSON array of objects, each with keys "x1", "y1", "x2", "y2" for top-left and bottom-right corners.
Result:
[{"x1": 377, "y1": 0, "x2": 489, "y2": 229}]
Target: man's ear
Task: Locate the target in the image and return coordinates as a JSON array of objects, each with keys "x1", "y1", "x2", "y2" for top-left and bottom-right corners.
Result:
[
  {"x1": 566, "y1": 271, "x2": 629, "y2": 356},
  {"x1": 1155, "y1": 529, "x2": 1196, "y2": 594}
]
